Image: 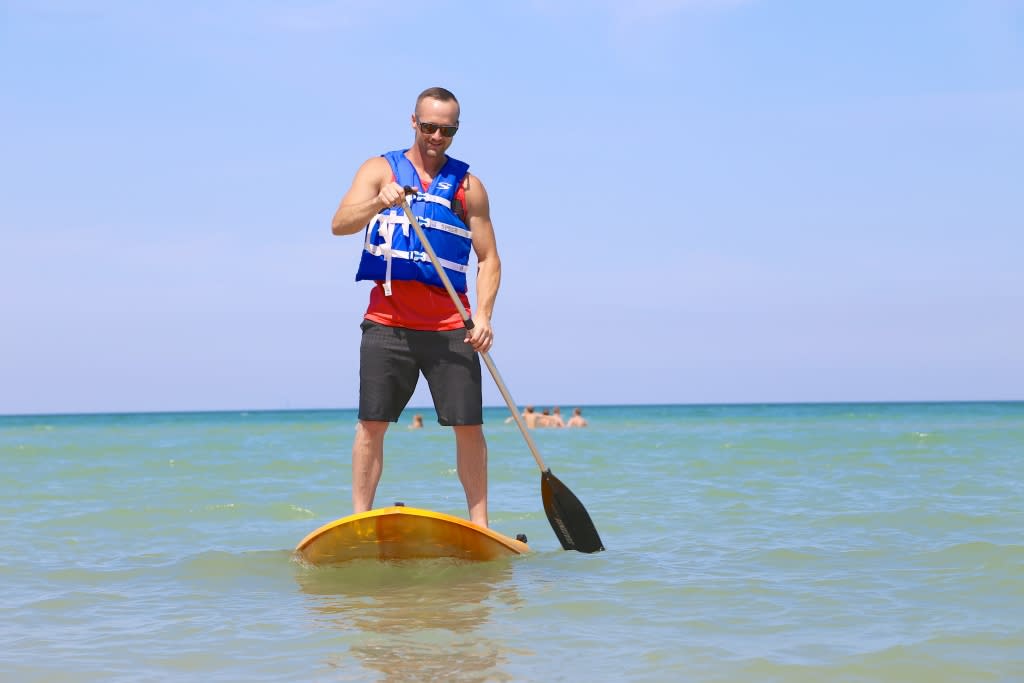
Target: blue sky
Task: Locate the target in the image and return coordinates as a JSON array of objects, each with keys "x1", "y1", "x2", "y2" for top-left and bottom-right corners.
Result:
[{"x1": 2, "y1": 0, "x2": 1022, "y2": 415}]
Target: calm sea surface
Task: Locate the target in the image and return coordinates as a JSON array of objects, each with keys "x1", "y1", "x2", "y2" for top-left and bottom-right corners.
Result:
[{"x1": 2, "y1": 402, "x2": 1022, "y2": 682}]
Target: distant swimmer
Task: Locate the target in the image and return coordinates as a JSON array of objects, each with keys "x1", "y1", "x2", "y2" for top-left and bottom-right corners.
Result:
[
  {"x1": 508, "y1": 405, "x2": 560, "y2": 429},
  {"x1": 566, "y1": 407, "x2": 588, "y2": 428},
  {"x1": 521, "y1": 405, "x2": 541, "y2": 429},
  {"x1": 533, "y1": 408, "x2": 563, "y2": 429},
  {"x1": 408, "y1": 414, "x2": 424, "y2": 429},
  {"x1": 548, "y1": 406, "x2": 566, "y2": 428}
]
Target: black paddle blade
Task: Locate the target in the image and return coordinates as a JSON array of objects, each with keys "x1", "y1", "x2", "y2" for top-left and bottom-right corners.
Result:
[{"x1": 541, "y1": 469, "x2": 604, "y2": 553}]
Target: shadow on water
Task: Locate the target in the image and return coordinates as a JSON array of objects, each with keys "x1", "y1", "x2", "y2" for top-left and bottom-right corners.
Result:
[{"x1": 293, "y1": 557, "x2": 528, "y2": 682}]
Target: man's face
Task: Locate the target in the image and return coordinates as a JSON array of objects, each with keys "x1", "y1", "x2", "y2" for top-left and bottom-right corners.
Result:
[{"x1": 411, "y1": 97, "x2": 460, "y2": 161}]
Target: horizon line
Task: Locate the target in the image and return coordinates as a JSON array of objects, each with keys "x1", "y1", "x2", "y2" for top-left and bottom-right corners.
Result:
[{"x1": 3, "y1": 397, "x2": 1023, "y2": 420}]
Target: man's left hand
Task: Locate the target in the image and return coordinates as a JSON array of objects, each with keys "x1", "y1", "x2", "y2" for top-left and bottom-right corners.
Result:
[{"x1": 465, "y1": 317, "x2": 494, "y2": 353}]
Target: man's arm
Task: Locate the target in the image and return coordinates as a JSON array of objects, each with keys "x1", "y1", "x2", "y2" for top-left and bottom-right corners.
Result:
[
  {"x1": 331, "y1": 157, "x2": 402, "y2": 235},
  {"x1": 464, "y1": 173, "x2": 500, "y2": 353}
]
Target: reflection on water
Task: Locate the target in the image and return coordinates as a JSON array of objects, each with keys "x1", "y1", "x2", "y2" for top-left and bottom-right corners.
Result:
[{"x1": 294, "y1": 558, "x2": 528, "y2": 682}]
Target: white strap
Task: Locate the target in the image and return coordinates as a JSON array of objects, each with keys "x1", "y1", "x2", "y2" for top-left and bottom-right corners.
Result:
[
  {"x1": 381, "y1": 213, "x2": 471, "y2": 240},
  {"x1": 383, "y1": 226, "x2": 393, "y2": 296},
  {"x1": 363, "y1": 243, "x2": 470, "y2": 274},
  {"x1": 378, "y1": 216, "x2": 396, "y2": 296},
  {"x1": 422, "y1": 216, "x2": 471, "y2": 239},
  {"x1": 414, "y1": 192, "x2": 451, "y2": 210}
]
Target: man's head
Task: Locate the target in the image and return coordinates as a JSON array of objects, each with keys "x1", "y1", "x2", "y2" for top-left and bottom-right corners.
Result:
[{"x1": 411, "y1": 87, "x2": 460, "y2": 161}]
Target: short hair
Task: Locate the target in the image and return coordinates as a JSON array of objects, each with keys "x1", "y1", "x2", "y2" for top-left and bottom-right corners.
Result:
[{"x1": 416, "y1": 87, "x2": 460, "y2": 116}]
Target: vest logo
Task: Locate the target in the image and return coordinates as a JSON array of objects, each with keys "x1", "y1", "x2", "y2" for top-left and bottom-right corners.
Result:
[{"x1": 436, "y1": 181, "x2": 452, "y2": 191}]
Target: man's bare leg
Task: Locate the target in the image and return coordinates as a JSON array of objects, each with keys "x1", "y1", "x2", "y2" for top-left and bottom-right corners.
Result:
[
  {"x1": 454, "y1": 425, "x2": 488, "y2": 528},
  {"x1": 352, "y1": 419, "x2": 388, "y2": 512}
]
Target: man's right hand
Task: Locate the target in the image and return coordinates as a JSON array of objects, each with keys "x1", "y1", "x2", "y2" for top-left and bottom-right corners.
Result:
[
  {"x1": 377, "y1": 182, "x2": 406, "y2": 209},
  {"x1": 332, "y1": 157, "x2": 401, "y2": 235}
]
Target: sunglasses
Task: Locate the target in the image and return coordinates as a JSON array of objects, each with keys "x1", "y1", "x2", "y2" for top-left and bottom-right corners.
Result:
[{"x1": 416, "y1": 119, "x2": 459, "y2": 138}]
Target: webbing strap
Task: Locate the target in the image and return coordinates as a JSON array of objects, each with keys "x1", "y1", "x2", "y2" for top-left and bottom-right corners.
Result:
[
  {"x1": 382, "y1": 212, "x2": 471, "y2": 240},
  {"x1": 363, "y1": 243, "x2": 470, "y2": 273},
  {"x1": 414, "y1": 192, "x2": 451, "y2": 210}
]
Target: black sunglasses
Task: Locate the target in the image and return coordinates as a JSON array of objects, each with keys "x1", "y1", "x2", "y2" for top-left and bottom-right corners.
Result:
[{"x1": 416, "y1": 119, "x2": 459, "y2": 138}]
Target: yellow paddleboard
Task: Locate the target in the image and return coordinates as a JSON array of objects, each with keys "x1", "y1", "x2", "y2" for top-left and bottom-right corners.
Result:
[{"x1": 295, "y1": 505, "x2": 530, "y2": 565}]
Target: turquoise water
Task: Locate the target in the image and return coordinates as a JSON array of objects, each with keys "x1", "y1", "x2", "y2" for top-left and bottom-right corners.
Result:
[{"x1": 2, "y1": 402, "x2": 1023, "y2": 682}]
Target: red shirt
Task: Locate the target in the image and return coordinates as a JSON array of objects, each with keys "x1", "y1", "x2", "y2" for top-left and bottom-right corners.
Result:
[{"x1": 363, "y1": 179, "x2": 471, "y2": 331}]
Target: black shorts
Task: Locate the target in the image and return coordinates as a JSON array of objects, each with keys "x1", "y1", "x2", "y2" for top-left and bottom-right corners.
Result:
[{"x1": 358, "y1": 319, "x2": 483, "y2": 426}]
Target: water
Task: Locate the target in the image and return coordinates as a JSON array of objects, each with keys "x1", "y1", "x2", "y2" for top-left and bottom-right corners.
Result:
[{"x1": 2, "y1": 402, "x2": 1022, "y2": 681}]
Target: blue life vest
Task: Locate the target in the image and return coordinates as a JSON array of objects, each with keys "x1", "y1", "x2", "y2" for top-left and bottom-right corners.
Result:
[{"x1": 355, "y1": 150, "x2": 472, "y2": 295}]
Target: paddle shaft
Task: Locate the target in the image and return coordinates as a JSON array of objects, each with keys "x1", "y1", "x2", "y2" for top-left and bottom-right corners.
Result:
[{"x1": 397, "y1": 190, "x2": 549, "y2": 473}]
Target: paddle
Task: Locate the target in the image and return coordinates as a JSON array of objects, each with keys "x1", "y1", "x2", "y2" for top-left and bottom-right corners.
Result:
[{"x1": 396, "y1": 187, "x2": 604, "y2": 553}]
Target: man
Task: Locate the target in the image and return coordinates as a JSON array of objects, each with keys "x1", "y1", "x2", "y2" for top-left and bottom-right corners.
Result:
[
  {"x1": 522, "y1": 405, "x2": 540, "y2": 429},
  {"x1": 331, "y1": 87, "x2": 499, "y2": 528},
  {"x1": 548, "y1": 406, "x2": 566, "y2": 428},
  {"x1": 566, "y1": 407, "x2": 588, "y2": 428}
]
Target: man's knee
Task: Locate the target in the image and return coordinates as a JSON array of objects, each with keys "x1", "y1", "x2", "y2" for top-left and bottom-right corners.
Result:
[
  {"x1": 453, "y1": 425, "x2": 485, "y2": 445},
  {"x1": 356, "y1": 420, "x2": 389, "y2": 440}
]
